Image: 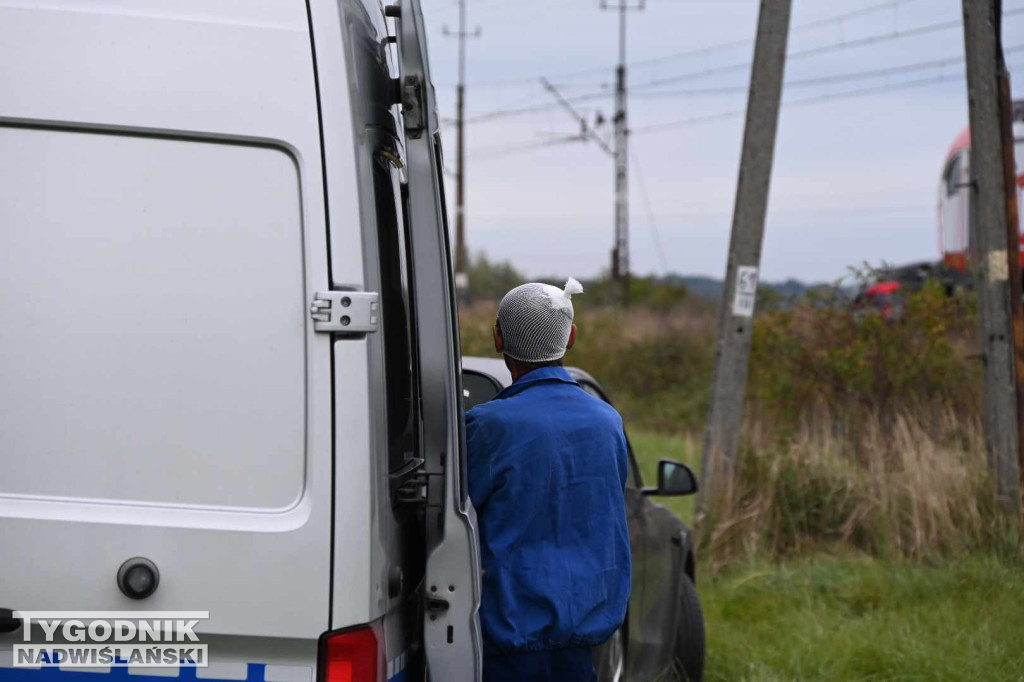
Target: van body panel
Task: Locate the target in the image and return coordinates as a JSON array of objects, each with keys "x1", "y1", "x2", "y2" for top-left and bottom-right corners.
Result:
[
  {"x1": 331, "y1": 338, "x2": 376, "y2": 627},
  {"x1": 307, "y1": 0, "x2": 394, "y2": 631},
  {"x1": 305, "y1": 0, "x2": 366, "y2": 290},
  {"x1": 0, "y1": 0, "x2": 333, "y2": 643},
  {"x1": 2, "y1": 0, "x2": 471, "y2": 678},
  {"x1": 0, "y1": 127, "x2": 306, "y2": 512}
]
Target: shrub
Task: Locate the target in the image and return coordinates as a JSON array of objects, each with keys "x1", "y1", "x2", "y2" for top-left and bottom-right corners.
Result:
[{"x1": 747, "y1": 280, "x2": 981, "y2": 435}]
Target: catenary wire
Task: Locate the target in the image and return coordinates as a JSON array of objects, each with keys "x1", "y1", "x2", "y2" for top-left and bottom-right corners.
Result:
[
  {"x1": 631, "y1": 150, "x2": 670, "y2": 274},
  {"x1": 452, "y1": 43, "x2": 1024, "y2": 125},
  {"x1": 468, "y1": 61, "x2": 1024, "y2": 157},
  {"x1": 436, "y1": 0, "x2": 918, "y2": 88}
]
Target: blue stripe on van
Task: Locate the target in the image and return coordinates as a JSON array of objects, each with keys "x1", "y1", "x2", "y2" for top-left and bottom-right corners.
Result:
[{"x1": 0, "y1": 663, "x2": 268, "y2": 682}]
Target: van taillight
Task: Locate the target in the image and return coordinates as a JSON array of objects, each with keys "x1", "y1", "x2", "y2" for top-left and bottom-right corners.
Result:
[{"x1": 320, "y1": 626, "x2": 383, "y2": 682}]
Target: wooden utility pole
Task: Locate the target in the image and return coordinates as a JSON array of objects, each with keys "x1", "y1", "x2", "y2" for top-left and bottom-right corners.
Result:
[
  {"x1": 697, "y1": 0, "x2": 792, "y2": 515},
  {"x1": 444, "y1": 1, "x2": 480, "y2": 295},
  {"x1": 601, "y1": 0, "x2": 644, "y2": 307},
  {"x1": 962, "y1": 0, "x2": 1022, "y2": 513}
]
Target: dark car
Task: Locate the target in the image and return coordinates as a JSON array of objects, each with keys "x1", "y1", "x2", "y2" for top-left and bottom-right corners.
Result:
[{"x1": 462, "y1": 357, "x2": 705, "y2": 682}]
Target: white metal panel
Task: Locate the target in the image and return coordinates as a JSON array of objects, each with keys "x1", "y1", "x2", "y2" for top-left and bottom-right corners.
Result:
[
  {"x1": 939, "y1": 150, "x2": 969, "y2": 256},
  {"x1": 306, "y1": 0, "x2": 366, "y2": 289},
  {"x1": 331, "y1": 339, "x2": 376, "y2": 626},
  {"x1": 0, "y1": 127, "x2": 305, "y2": 511},
  {"x1": 0, "y1": 0, "x2": 337, "y2": 641},
  {"x1": 305, "y1": 0, "x2": 380, "y2": 628},
  {"x1": 0, "y1": 0, "x2": 310, "y2": 141}
]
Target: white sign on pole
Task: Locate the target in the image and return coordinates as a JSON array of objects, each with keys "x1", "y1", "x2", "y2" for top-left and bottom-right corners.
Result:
[{"x1": 732, "y1": 265, "x2": 759, "y2": 317}]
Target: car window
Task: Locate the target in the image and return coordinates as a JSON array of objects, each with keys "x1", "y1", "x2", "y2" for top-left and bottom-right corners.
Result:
[{"x1": 463, "y1": 370, "x2": 502, "y2": 410}]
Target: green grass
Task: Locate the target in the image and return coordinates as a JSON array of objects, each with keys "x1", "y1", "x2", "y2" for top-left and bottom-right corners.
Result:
[{"x1": 698, "y1": 554, "x2": 1024, "y2": 682}]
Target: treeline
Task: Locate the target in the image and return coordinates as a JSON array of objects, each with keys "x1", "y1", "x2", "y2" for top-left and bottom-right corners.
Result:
[{"x1": 463, "y1": 251, "x2": 690, "y2": 310}]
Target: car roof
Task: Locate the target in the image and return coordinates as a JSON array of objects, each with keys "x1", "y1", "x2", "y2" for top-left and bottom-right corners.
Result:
[{"x1": 461, "y1": 356, "x2": 600, "y2": 392}]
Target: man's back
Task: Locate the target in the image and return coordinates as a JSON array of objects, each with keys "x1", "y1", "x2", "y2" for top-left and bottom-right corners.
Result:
[{"x1": 466, "y1": 366, "x2": 631, "y2": 655}]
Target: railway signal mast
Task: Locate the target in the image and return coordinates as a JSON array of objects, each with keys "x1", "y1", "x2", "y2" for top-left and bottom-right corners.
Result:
[
  {"x1": 601, "y1": 0, "x2": 644, "y2": 306},
  {"x1": 444, "y1": 0, "x2": 480, "y2": 295}
]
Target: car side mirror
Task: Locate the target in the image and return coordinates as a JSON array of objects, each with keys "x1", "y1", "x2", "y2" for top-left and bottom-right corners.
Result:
[{"x1": 643, "y1": 459, "x2": 699, "y2": 497}]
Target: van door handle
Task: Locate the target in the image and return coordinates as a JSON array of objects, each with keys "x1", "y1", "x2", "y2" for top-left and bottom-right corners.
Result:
[{"x1": 0, "y1": 609, "x2": 22, "y2": 634}]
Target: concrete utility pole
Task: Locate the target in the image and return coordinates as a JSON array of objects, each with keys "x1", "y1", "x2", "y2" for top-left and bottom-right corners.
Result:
[
  {"x1": 444, "y1": 1, "x2": 480, "y2": 295},
  {"x1": 601, "y1": 0, "x2": 644, "y2": 307},
  {"x1": 697, "y1": 0, "x2": 792, "y2": 516},
  {"x1": 962, "y1": 0, "x2": 1023, "y2": 513}
]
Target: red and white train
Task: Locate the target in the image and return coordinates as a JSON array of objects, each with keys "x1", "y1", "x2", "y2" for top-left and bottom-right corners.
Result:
[
  {"x1": 937, "y1": 100, "x2": 1024, "y2": 271},
  {"x1": 858, "y1": 103, "x2": 1022, "y2": 315}
]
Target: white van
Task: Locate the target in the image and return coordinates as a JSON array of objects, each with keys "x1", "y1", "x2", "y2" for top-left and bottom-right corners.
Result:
[{"x1": 0, "y1": 1, "x2": 481, "y2": 681}]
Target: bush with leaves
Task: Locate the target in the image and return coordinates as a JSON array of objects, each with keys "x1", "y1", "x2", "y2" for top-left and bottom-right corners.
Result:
[{"x1": 747, "y1": 279, "x2": 981, "y2": 433}]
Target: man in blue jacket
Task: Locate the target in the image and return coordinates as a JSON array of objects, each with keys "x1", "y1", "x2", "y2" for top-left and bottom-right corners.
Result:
[{"x1": 466, "y1": 278, "x2": 631, "y2": 682}]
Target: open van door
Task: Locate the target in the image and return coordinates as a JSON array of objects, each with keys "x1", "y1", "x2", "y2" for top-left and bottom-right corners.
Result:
[{"x1": 390, "y1": 0, "x2": 483, "y2": 679}]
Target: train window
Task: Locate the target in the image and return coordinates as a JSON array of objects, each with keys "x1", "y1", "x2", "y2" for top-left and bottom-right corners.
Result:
[{"x1": 944, "y1": 154, "x2": 963, "y2": 197}]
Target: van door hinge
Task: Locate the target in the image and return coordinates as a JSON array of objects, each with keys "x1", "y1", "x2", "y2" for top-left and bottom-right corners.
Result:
[
  {"x1": 401, "y1": 74, "x2": 425, "y2": 138},
  {"x1": 310, "y1": 291, "x2": 379, "y2": 333}
]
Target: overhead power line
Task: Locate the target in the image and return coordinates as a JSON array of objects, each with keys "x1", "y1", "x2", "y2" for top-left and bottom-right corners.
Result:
[
  {"x1": 468, "y1": 59, "x2": 1024, "y2": 158},
  {"x1": 448, "y1": 8, "x2": 1024, "y2": 123},
  {"x1": 451, "y1": 43, "x2": 1024, "y2": 125},
  {"x1": 632, "y1": 44, "x2": 1024, "y2": 97},
  {"x1": 438, "y1": 0, "x2": 912, "y2": 89},
  {"x1": 629, "y1": 8, "x2": 1024, "y2": 92},
  {"x1": 630, "y1": 150, "x2": 669, "y2": 274},
  {"x1": 564, "y1": 0, "x2": 910, "y2": 81},
  {"x1": 632, "y1": 63, "x2": 1024, "y2": 134},
  {"x1": 468, "y1": 133, "x2": 587, "y2": 159}
]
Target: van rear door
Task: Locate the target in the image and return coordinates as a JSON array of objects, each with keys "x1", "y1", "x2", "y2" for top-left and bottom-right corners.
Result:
[
  {"x1": 392, "y1": 0, "x2": 483, "y2": 679},
  {"x1": 0, "y1": 0, "x2": 332, "y2": 677}
]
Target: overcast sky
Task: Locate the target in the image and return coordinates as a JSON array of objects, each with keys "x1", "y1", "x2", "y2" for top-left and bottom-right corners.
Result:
[{"x1": 417, "y1": 0, "x2": 1024, "y2": 284}]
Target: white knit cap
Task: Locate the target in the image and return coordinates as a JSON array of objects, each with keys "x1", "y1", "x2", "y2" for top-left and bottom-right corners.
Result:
[{"x1": 497, "y1": 278, "x2": 584, "y2": 363}]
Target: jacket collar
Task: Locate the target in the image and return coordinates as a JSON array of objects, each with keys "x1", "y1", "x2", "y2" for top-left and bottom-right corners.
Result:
[{"x1": 495, "y1": 365, "x2": 579, "y2": 400}]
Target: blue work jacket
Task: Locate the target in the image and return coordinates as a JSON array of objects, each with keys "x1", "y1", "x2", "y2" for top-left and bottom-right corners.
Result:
[{"x1": 466, "y1": 366, "x2": 631, "y2": 654}]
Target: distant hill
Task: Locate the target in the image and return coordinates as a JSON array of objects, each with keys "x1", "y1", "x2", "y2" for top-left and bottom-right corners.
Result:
[{"x1": 664, "y1": 274, "x2": 818, "y2": 303}]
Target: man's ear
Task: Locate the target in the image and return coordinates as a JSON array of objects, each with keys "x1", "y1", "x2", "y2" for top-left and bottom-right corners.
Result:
[
  {"x1": 493, "y1": 324, "x2": 504, "y2": 353},
  {"x1": 566, "y1": 323, "x2": 577, "y2": 351}
]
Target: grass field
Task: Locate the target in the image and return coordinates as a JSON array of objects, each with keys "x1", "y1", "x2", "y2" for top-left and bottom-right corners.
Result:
[{"x1": 700, "y1": 555, "x2": 1024, "y2": 682}]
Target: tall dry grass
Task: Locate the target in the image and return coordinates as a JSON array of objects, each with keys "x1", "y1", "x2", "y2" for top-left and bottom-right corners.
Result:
[{"x1": 700, "y1": 406, "x2": 1015, "y2": 569}]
